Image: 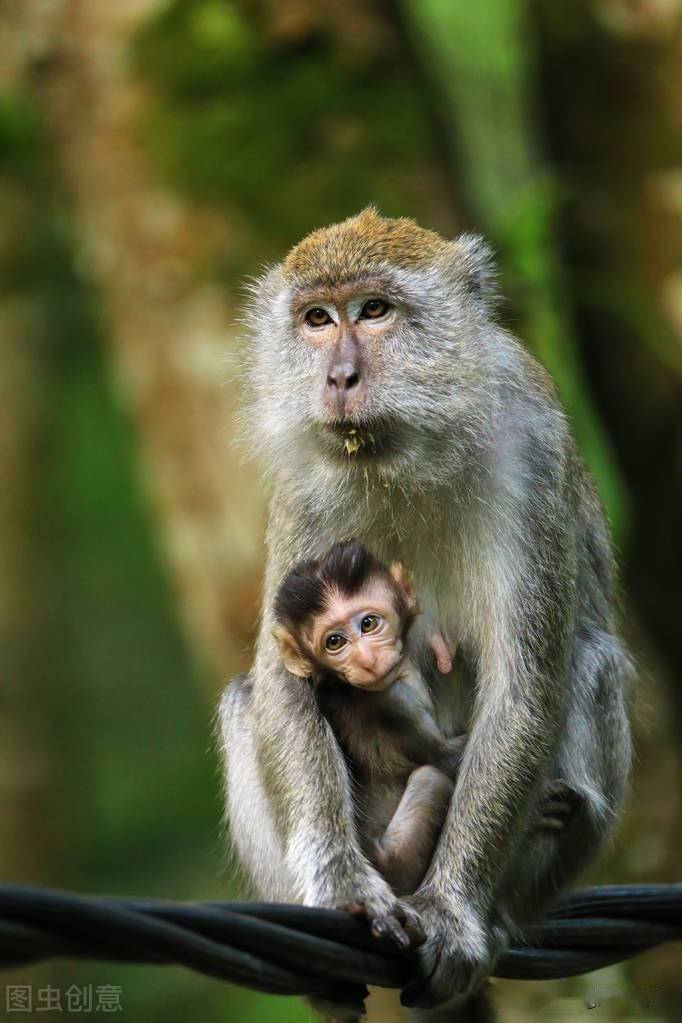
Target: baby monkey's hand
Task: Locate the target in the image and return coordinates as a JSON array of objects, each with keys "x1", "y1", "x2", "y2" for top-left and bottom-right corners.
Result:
[{"x1": 429, "y1": 631, "x2": 455, "y2": 674}]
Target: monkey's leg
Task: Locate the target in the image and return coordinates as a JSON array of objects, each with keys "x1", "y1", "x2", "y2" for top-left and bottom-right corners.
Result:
[
  {"x1": 370, "y1": 766, "x2": 454, "y2": 897},
  {"x1": 494, "y1": 785, "x2": 608, "y2": 939},
  {"x1": 405, "y1": 638, "x2": 630, "y2": 1023},
  {"x1": 499, "y1": 628, "x2": 632, "y2": 924},
  {"x1": 434, "y1": 733, "x2": 468, "y2": 781}
]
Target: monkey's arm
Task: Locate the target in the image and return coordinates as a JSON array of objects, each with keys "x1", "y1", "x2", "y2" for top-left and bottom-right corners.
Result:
[
  {"x1": 429, "y1": 631, "x2": 454, "y2": 675},
  {"x1": 237, "y1": 515, "x2": 422, "y2": 948},
  {"x1": 403, "y1": 537, "x2": 571, "y2": 1005},
  {"x1": 250, "y1": 625, "x2": 424, "y2": 946}
]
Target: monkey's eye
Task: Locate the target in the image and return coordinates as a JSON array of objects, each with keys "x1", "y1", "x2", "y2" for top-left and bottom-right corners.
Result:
[
  {"x1": 304, "y1": 307, "x2": 333, "y2": 327},
  {"x1": 359, "y1": 298, "x2": 389, "y2": 320},
  {"x1": 325, "y1": 633, "x2": 347, "y2": 652},
  {"x1": 360, "y1": 614, "x2": 381, "y2": 633}
]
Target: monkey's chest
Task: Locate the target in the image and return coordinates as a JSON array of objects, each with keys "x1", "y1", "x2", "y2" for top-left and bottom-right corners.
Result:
[
  {"x1": 316, "y1": 682, "x2": 437, "y2": 783},
  {"x1": 354, "y1": 519, "x2": 466, "y2": 645},
  {"x1": 327, "y1": 703, "x2": 426, "y2": 845},
  {"x1": 315, "y1": 681, "x2": 445, "y2": 847}
]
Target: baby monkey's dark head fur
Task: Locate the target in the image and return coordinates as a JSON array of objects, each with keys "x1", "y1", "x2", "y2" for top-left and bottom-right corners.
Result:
[
  {"x1": 273, "y1": 540, "x2": 417, "y2": 690},
  {"x1": 274, "y1": 540, "x2": 410, "y2": 628}
]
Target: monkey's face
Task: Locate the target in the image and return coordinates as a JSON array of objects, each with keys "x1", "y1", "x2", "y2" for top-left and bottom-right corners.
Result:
[
  {"x1": 308, "y1": 582, "x2": 405, "y2": 690},
  {"x1": 297, "y1": 288, "x2": 395, "y2": 424},
  {"x1": 245, "y1": 210, "x2": 495, "y2": 481},
  {"x1": 289, "y1": 279, "x2": 450, "y2": 472}
]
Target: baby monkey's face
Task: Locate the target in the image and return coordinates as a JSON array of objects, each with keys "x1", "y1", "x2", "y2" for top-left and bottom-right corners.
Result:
[{"x1": 307, "y1": 581, "x2": 404, "y2": 690}]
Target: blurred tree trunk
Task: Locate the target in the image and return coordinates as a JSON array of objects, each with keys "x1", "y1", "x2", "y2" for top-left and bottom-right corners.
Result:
[
  {"x1": 8, "y1": 0, "x2": 460, "y2": 693},
  {"x1": 8, "y1": 0, "x2": 264, "y2": 690},
  {"x1": 399, "y1": 0, "x2": 630, "y2": 537},
  {"x1": 533, "y1": 3, "x2": 682, "y2": 1012},
  {"x1": 533, "y1": 0, "x2": 682, "y2": 715},
  {"x1": 0, "y1": 23, "x2": 55, "y2": 883},
  {"x1": 0, "y1": 208, "x2": 53, "y2": 882}
]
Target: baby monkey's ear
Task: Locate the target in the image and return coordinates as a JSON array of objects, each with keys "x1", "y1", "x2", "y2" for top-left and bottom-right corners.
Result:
[
  {"x1": 272, "y1": 626, "x2": 314, "y2": 679},
  {"x1": 389, "y1": 560, "x2": 420, "y2": 615}
]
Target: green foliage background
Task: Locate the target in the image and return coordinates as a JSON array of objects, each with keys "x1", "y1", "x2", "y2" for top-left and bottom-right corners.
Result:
[{"x1": 2, "y1": 1, "x2": 681, "y2": 1021}]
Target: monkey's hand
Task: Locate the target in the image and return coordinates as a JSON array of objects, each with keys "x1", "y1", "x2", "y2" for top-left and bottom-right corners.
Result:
[
  {"x1": 305, "y1": 850, "x2": 424, "y2": 950},
  {"x1": 337, "y1": 893, "x2": 425, "y2": 952},
  {"x1": 400, "y1": 888, "x2": 504, "y2": 1008},
  {"x1": 429, "y1": 631, "x2": 454, "y2": 675}
]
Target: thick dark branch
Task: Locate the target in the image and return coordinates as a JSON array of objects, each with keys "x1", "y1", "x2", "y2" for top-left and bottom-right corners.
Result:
[{"x1": 0, "y1": 884, "x2": 680, "y2": 997}]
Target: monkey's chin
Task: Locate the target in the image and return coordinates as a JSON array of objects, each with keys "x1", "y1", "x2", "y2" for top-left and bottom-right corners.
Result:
[
  {"x1": 348, "y1": 660, "x2": 402, "y2": 691},
  {"x1": 348, "y1": 677, "x2": 394, "y2": 692}
]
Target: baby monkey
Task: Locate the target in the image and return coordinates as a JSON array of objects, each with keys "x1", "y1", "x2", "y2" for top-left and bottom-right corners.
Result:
[{"x1": 273, "y1": 540, "x2": 466, "y2": 896}]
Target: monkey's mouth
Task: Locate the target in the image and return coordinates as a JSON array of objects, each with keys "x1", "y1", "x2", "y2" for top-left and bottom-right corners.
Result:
[
  {"x1": 340, "y1": 426, "x2": 376, "y2": 457},
  {"x1": 320, "y1": 418, "x2": 395, "y2": 461}
]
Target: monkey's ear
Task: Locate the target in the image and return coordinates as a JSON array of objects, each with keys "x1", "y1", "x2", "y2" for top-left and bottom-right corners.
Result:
[
  {"x1": 272, "y1": 626, "x2": 313, "y2": 679},
  {"x1": 452, "y1": 233, "x2": 499, "y2": 307},
  {"x1": 389, "y1": 561, "x2": 420, "y2": 615}
]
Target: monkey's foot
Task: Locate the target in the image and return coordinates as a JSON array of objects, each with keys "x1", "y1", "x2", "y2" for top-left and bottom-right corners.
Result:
[
  {"x1": 539, "y1": 782, "x2": 579, "y2": 831},
  {"x1": 338, "y1": 898, "x2": 425, "y2": 952},
  {"x1": 400, "y1": 890, "x2": 499, "y2": 1008}
]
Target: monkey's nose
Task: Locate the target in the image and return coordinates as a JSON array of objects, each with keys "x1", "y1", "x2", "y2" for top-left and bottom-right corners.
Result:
[
  {"x1": 355, "y1": 649, "x2": 377, "y2": 672},
  {"x1": 326, "y1": 361, "x2": 361, "y2": 393}
]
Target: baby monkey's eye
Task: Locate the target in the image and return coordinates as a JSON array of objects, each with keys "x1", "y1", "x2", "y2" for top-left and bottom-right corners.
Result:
[
  {"x1": 325, "y1": 633, "x2": 347, "y2": 652},
  {"x1": 360, "y1": 614, "x2": 381, "y2": 633},
  {"x1": 305, "y1": 307, "x2": 333, "y2": 327},
  {"x1": 359, "y1": 298, "x2": 390, "y2": 320}
]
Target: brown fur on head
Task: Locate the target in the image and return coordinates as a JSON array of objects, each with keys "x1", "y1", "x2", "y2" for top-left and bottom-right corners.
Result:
[
  {"x1": 273, "y1": 540, "x2": 418, "y2": 689},
  {"x1": 282, "y1": 206, "x2": 450, "y2": 288}
]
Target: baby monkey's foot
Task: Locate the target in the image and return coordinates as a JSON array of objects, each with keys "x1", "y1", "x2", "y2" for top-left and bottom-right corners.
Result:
[
  {"x1": 539, "y1": 782, "x2": 579, "y2": 831},
  {"x1": 339, "y1": 899, "x2": 425, "y2": 951}
]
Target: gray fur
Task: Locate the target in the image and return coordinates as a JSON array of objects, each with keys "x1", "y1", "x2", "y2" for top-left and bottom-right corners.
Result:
[{"x1": 219, "y1": 213, "x2": 633, "y2": 1021}]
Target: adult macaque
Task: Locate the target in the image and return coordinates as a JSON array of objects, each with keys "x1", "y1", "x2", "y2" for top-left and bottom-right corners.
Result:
[
  {"x1": 273, "y1": 538, "x2": 466, "y2": 897},
  {"x1": 219, "y1": 208, "x2": 632, "y2": 1021}
]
